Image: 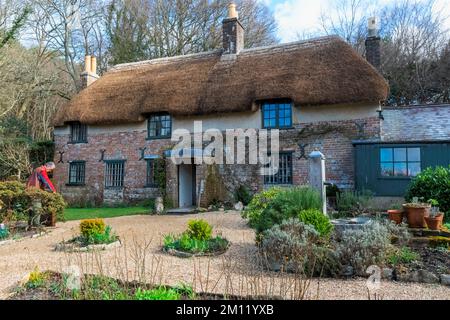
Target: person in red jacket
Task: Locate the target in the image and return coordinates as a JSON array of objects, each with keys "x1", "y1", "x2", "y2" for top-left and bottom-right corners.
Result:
[{"x1": 26, "y1": 162, "x2": 56, "y2": 193}]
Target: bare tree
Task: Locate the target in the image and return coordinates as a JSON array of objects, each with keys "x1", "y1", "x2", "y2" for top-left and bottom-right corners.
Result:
[
  {"x1": 105, "y1": 0, "x2": 278, "y2": 64},
  {"x1": 319, "y1": 0, "x2": 376, "y2": 53},
  {"x1": 380, "y1": 0, "x2": 449, "y2": 105}
]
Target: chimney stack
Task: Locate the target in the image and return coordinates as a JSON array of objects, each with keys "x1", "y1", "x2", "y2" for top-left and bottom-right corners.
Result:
[
  {"x1": 365, "y1": 17, "x2": 381, "y2": 70},
  {"x1": 222, "y1": 2, "x2": 244, "y2": 54},
  {"x1": 80, "y1": 55, "x2": 99, "y2": 89}
]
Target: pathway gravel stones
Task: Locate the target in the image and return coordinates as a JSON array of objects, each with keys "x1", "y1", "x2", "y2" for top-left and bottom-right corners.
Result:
[{"x1": 0, "y1": 212, "x2": 449, "y2": 300}]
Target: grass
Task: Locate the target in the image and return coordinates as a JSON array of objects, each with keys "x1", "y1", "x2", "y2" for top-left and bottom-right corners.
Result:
[
  {"x1": 388, "y1": 247, "x2": 420, "y2": 266},
  {"x1": 64, "y1": 206, "x2": 152, "y2": 221}
]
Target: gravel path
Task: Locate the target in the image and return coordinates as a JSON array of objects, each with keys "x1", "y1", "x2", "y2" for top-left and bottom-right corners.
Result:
[{"x1": 0, "y1": 212, "x2": 448, "y2": 300}]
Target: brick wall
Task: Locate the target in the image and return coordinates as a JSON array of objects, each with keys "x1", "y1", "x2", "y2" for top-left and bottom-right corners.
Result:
[
  {"x1": 54, "y1": 130, "x2": 174, "y2": 206},
  {"x1": 54, "y1": 116, "x2": 381, "y2": 206}
]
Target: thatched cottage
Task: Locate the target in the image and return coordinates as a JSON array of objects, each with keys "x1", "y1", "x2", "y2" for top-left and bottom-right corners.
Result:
[{"x1": 52, "y1": 5, "x2": 393, "y2": 207}]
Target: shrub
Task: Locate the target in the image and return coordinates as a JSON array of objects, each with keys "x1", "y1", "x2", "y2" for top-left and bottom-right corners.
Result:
[
  {"x1": 80, "y1": 219, "x2": 106, "y2": 239},
  {"x1": 406, "y1": 166, "x2": 450, "y2": 219},
  {"x1": 335, "y1": 221, "x2": 392, "y2": 275},
  {"x1": 336, "y1": 190, "x2": 373, "y2": 216},
  {"x1": 0, "y1": 181, "x2": 28, "y2": 222},
  {"x1": 187, "y1": 219, "x2": 212, "y2": 241},
  {"x1": 135, "y1": 287, "x2": 180, "y2": 300},
  {"x1": 242, "y1": 187, "x2": 283, "y2": 228},
  {"x1": 387, "y1": 247, "x2": 419, "y2": 266},
  {"x1": 234, "y1": 185, "x2": 253, "y2": 206},
  {"x1": 164, "y1": 232, "x2": 228, "y2": 254},
  {"x1": 85, "y1": 226, "x2": 117, "y2": 245},
  {"x1": 260, "y1": 219, "x2": 339, "y2": 276},
  {"x1": 25, "y1": 188, "x2": 66, "y2": 222},
  {"x1": 298, "y1": 209, "x2": 333, "y2": 237},
  {"x1": 0, "y1": 181, "x2": 66, "y2": 223},
  {"x1": 164, "y1": 221, "x2": 228, "y2": 254},
  {"x1": 254, "y1": 187, "x2": 322, "y2": 234},
  {"x1": 139, "y1": 198, "x2": 156, "y2": 211}
]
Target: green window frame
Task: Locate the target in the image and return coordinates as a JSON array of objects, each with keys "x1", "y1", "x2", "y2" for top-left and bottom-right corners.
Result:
[
  {"x1": 68, "y1": 161, "x2": 86, "y2": 186},
  {"x1": 147, "y1": 114, "x2": 172, "y2": 139},
  {"x1": 105, "y1": 160, "x2": 126, "y2": 188},
  {"x1": 262, "y1": 101, "x2": 293, "y2": 129},
  {"x1": 380, "y1": 147, "x2": 421, "y2": 178},
  {"x1": 264, "y1": 152, "x2": 293, "y2": 185},
  {"x1": 69, "y1": 122, "x2": 87, "y2": 143}
]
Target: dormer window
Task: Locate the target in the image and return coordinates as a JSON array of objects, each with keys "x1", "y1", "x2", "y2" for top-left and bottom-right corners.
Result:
[
  {"x1": 70, "y1": 122, "x2": 87, "y2": 143},
  {"x1": 148, "y1": 114, "x2": 172, "y2": 139},
  {"x1": 262, "y1": 101, "x2": 293, "y2": 129}
]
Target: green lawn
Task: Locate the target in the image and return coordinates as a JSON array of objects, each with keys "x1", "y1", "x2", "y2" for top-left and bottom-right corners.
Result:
[{"x1": 64, "y1": 206, "x2": 152, "y2": 221}]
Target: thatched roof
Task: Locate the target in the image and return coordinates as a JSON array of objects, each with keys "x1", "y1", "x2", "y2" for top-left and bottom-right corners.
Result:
[{"x1": 53, "y1": 36, "x2": 389, "y2": 126}]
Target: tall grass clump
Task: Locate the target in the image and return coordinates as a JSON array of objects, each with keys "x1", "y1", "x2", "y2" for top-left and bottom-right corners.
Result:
[{"x1": 253, "y1": 187, "x2": 322, "y2": 234}]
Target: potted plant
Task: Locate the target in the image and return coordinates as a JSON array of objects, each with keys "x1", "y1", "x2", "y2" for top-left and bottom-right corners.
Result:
[
  {"x1": 424, "y1": 199, "x2": 444, "y2": 231},
  {"x1": 387, "y1": 204, "x2": 404, "y2": 225},
  {"x1": 403, "y1": 197, "x2": 431, "y2": 228}
]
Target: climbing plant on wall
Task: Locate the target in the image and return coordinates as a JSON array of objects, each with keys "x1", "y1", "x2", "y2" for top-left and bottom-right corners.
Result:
[{"x1": 204, "y1": 164, "x2": 228, "y2": 206}]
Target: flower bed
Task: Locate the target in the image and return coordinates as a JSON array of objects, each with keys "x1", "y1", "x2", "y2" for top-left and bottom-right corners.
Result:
[
  {"x1": 163, "y1": 219, "x2": 229, "y2": 258},
  {"x1": 55, "y1": 218, "x2": 120, "y2": 252}
]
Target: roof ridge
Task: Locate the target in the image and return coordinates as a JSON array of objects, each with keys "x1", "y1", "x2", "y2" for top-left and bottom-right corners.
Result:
[
  {"x1": 110, "y1": 50, "x2": 222, "y2": 72},
  {"x1": 109, "y1": 35, "x2": 342, "y2": 73},
  {"x1": 240, "y1": 35, "x2": 340, "y2": 55}
]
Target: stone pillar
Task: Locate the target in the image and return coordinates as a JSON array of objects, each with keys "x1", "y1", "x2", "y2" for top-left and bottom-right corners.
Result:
[{"x1": 309, "y1": 151, "x2": 327, "y2": 216}]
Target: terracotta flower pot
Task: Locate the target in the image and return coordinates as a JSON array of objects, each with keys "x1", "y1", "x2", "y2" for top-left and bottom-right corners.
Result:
[
  {"x1": 424, "y1": 214, "x2": 444, "y2": 231},
  {"x1": 403, "y1": 203, "x2": 431, "y2": 228},
  {"x1": 388, "y1": 210, "x2": 404, "y2": 224}
]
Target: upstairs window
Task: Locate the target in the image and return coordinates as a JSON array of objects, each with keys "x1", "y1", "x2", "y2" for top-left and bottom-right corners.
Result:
[
  {"x1": 264, "y1": 152, "x2": 293, "y2": 185},
  {"x1": 380, "y1": 147, "x2": 421, "y2": 177},
  {"x1": 70, "y1": 122, "x2": 87, "y2": 143},
  {"x1": 68, "y1": 161, "x2": 86, "y2": 185},
  {"x1": 262, "y1": 101, "x2": 292, "y2": 129},
  {"x1": 148, "y1": 114, "x2": 171, "y2": 139},
  {"x1": 105, "y1": 160, "x2": 125, "y2": 188}
]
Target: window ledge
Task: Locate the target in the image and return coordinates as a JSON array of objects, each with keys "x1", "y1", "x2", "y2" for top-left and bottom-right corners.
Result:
[
  {"x1": 66, "y1": 183, "x2": 86, "y2": 187},
  {"x1": 146, "y1": 136, "x2": 171, "y2": 141},
  {"x1": 68, "y1": 141, "x2": 88, "y2": 145}
]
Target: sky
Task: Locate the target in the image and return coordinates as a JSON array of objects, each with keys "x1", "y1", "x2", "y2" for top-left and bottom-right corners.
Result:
[{"x1": 259, "y1": 0, "x2": 450, "y2": 42}]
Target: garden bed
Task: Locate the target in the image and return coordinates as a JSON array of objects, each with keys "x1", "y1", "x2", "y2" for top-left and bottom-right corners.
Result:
[
  {"x1": 54, "y1": 218, "x2": 121, "y2": 252},
  {"x1": 162, "y1": 219, "x2": 230, "y2": 258},
  {"x1": 9, "y1": 271, "x2": 276, "y2": 301},
  {"x1": 54, "y1": 239, "x2": 122, "y2": 252}
]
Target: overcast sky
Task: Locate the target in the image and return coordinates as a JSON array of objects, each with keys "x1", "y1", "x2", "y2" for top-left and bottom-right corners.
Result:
[{"x1": 259, "y1": 0, "x2": 450, "y2": 42}]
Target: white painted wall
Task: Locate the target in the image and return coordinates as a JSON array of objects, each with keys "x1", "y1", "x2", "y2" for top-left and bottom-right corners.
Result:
[{"x1": 53, "y1": 102, "x2": 380, "y2": 136}]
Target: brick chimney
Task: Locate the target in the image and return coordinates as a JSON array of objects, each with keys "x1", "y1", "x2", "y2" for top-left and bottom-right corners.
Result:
[
  {"x1": 222, "y1": 3, "x2": 244, "y2": 54},
  {"x1": 365, "y1": 17, "x2": 381, "y2": 70},
  {"x1": 80, "y1": 55, "x2": 99, "y2": 89}
]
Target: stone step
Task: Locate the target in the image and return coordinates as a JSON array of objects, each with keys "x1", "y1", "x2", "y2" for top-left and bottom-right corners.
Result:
[{"x1": 165, "y1": 207, "x2": 198, "y2": 215}]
